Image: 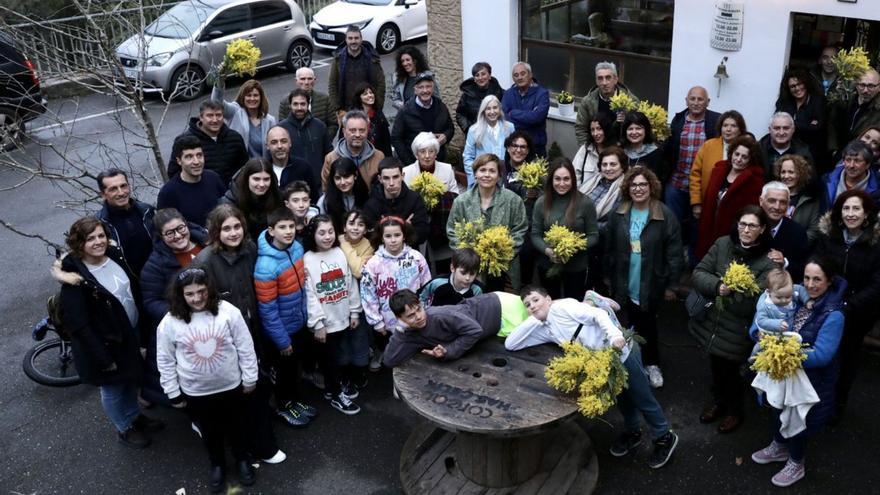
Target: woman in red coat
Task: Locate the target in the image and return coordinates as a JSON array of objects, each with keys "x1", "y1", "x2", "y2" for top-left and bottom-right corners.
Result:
[{"x1": 695, "y1": 135, "x2": 765, "y2": 259}]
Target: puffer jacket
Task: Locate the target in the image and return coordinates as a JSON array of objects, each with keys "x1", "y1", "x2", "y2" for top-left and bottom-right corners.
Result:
[
  {"x1": 254, "y1": 230, "x2": 308, "y2": 351},
  {"x1": 455, "y1": 76, "x2": 505, "y2": 133},
  {"x1": 690, "y1": 234, "x2": 776, "y2": 361},
  {"x1": 139, "y1": 224, "x2": 208, "y2": 326},
  {"x1": 813, "y1": 212, "x2": 880, "y2": 324},
  {"x1": 53, "y1": 247, "x2": 144, "y2": 386},
  {"x1": 605, "y1": 199, "x2": 683, "y2": 314},
  {"x1": 167, "y1": 117, "x2": 249, "y2": 183}
]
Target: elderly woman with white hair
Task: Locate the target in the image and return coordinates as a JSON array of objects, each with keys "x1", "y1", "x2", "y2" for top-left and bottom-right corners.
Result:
[
  {"x1": 402, "y1": 131, "x2": 461, "y2": 194},
  {"x1": 462, "y1": 95, "x2": 515, "y2": 188}
]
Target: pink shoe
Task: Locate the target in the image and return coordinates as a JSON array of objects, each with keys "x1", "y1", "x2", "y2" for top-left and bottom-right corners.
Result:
[
  {"x1": 771, "y1": 459, "x2": 805, "y2": 487},
  {"x1": 751, "y1": 441, "x2": 789, "y2": 464}
]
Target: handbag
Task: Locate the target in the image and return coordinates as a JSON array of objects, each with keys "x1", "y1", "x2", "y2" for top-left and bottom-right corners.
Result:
[{"x1": 685, "y1": 289, "x2": 714, "y2": 319}]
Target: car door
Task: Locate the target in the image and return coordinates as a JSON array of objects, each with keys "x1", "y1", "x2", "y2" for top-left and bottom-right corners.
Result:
[
  {"x1": 197, "y1": 5, "x2": 252, "y2": 68},
  {"x1": 249, "y1": 0, "x2": 293, "y2": 65},
  {"x1": 398, "y1": 0, "x2": 426, "y2": 40}
]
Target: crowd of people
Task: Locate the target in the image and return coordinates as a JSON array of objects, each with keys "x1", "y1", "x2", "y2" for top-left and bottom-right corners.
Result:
[{"x1": 53, "y1": 25, "x2": 880, "y2": 491}]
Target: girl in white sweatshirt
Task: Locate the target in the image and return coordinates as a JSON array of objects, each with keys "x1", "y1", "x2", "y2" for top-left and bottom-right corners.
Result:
[
  {"x1": 303, "y1": 214, "x2": 364, "y2": 416},
  {"x1": 156, "y1": 268, "x2": 259, "y2": 492}
]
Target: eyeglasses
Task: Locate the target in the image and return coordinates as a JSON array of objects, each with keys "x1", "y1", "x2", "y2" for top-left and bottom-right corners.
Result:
[
  {"x1": 629, "y1": 182, "x2": 650, "y2": 190},
  {"x1": 162, "y1": 224, "x2": 189, "y2": 239},
  {"x1": 737, "y1": 222, "x2": 762, "y2": 230},
  {"x1": 857, "y1": 83, "x2": 879, "y2": 90}
]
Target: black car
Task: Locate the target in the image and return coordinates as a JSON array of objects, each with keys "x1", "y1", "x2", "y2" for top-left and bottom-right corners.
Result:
[{"x1": 0, "y1": 32, "x2": 47, "y2": 151}]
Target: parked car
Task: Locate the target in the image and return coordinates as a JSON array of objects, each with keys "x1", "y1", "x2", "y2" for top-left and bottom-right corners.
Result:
[
  {"x1": 309, "y1": 0, "x2": 426, "y2": 54},
  {"x1": 0, "y1": 32, "x2": 47, "y2": 151},
  {"x1": 115, "y1": 0, "x2": 314, "y2": 101}
]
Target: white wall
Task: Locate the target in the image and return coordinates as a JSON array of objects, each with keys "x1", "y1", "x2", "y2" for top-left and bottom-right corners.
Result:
[
  {"x1": 669, "y1": 0, "x2": 880, "y2": 134},
  {"x1": 461, "y1": 0, "x2": 518, "y2": 88}
]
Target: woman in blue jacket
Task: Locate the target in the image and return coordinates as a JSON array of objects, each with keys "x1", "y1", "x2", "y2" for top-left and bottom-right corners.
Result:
[{"x1": 750, "y1": 257, "x2": 845, "y2": 488}]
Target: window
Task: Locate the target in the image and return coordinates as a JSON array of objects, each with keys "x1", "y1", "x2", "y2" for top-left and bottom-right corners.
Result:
[
  {"x1": 520, "y1": 0, "x2": 674, "y2": 104},
  {"x1": 251, "y1": 1, "x2": 292, "y2": 29},
  {"x1": 206, "y1": 5, "x2": 251, "y2": 37}
]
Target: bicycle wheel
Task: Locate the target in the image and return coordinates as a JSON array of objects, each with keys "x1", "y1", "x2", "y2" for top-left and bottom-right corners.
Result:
[{"x1": 23, "y1": 338, "x2": 81, "y2": 387}]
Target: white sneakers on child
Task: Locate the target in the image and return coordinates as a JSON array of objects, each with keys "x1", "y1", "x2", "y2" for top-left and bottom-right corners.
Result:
[
  {"x1": 262, "y1": 450, "x2": 287, "y2": 464},
  {"x1": 646, "y1": 365, "x2": 664, "y2": 388}
]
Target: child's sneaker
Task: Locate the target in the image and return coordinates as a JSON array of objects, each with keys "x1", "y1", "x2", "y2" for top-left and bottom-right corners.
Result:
[
  {"x1": 295, "y1": 402, "x2": 317, "y2": 418},
  {"x1": 771, "y1": 459, "x2": 805, "y2": 487},
  {"x1": 330, "y1": 392, "x2": 361, "y2": 415},
  {"x1": 369, "y1": 350, "x2": 383, "y2": 371},
  {"x1": 342, "y1": 382, "x2": 359, "y2": 400},
  {"x1": 609, "y1": 430, "x2": 642, "y2": 457},
  {"x1": 278, "y1": 403, "x2": 310, "y2": 427},
  {"x1": 751, "y1": 441, "x2": 789, "y2": 464},
  {"x1": 646, "y1": 365, "x2": 664, "y2": 388},
  {"x1": 647, "y1": 431, "x2": 678, "y2": 469}
]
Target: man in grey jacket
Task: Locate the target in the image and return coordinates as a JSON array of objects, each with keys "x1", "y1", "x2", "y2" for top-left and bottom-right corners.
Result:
[{"x1": 383, "y1": 290, "x2": 528, "y2": 367}]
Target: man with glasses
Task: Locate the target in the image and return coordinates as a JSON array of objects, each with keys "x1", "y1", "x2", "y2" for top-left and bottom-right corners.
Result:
[
  {"x1": 829, "y1": 68, "x2": 880, "y2": 156},
  {"x1": 157, "y1": 135, "x2": 226, "y2": 227},
  {"x1": 759, "y1": 112, "x2": 812, "y2": 180},
  {"x1": 390, "y1": 71, "x2": 454, "y2": 165}
]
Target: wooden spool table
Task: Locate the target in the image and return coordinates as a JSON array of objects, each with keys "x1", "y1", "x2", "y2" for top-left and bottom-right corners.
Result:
[{"x1": 394, "y1": 337, "x2": 599, "y2": 494}]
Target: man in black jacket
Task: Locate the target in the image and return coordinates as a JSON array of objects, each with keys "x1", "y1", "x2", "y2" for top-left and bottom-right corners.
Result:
[
  {"x1": 664, "y1": 86, "x2": 720, "y2": 246},
  {"x1": 95, "y1": 168, "x2": 155, "y2": 276},
  {"x1": 363, "y1": 157, "x2": 429, "y2": 246},
  {"x1": 760, "y1": 181, "x2": 808, "y2": 283},
  {"x1": 279, "y1": 89, "x2": 332, "y2": 185},
  {"x1": 759, "y1": 112, "x2": 813, "y2": 180},
  {"x1": 266, "y1": 126, "x2": 319, "y2": 202},
  {"x1": 167, "y1": 99, "x2": 248, "y2": 183},
  {"x1": 391, "y1": 72, "x2": 455, "y2": 165}
]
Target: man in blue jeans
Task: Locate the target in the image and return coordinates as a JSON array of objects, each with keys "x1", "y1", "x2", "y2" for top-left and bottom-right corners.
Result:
[{"x1": 504, "y1": 285, "x2": 679, "y2": 469}]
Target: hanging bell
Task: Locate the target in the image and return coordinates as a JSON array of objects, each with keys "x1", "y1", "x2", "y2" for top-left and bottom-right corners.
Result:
[{"x1": 714, "y1": 57, "x2": 729, "y2": 80}]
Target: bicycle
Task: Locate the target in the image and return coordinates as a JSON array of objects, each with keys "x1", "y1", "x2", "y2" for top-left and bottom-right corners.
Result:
[{"x1": 22, "y1": 295, "x2": 81, "y2": 387}]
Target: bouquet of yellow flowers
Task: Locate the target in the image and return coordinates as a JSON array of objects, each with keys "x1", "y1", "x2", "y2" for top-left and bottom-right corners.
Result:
[
  {"x1": 543, "y1": 224, "x2": 588, "y2": 277},
  {"x1": 545, "y1": 341, "x2": 628, "y2": 418},
  {"x1": 221, "y1": 39, "x2": 261, "y2": 78},
  {"x1": 716, "y1": 260, "x2": 761, "y2": 310},
  {"x1": 452, "y1": 220, "x2": 515, "y2": 277},
  {"x1": 609, "y1": 92, "x2": 637, "y2": 113},
  {"x1": 751, "y1": 333, "x2": 808, "y2": 381},
  {"x1": 410, "y1": 172, "x2": 446, "y2": 211},
  {"x1": 515, "y1": 157, "x2": 548, "y2": 189},
  {"x1": 637, "y1": 101, "x2": 670, "y2": 142},
  {"x1": 834, "y1": 46, "x2": 871, "y2": 82}
]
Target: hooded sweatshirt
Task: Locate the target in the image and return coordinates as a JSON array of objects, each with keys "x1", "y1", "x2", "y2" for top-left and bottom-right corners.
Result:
[
  {"x1": 321, "y1": 138, "x2": 384, "y2": 191},
  {"x1": 360, "y1": 245, "x2": 431, "y2": 332}
]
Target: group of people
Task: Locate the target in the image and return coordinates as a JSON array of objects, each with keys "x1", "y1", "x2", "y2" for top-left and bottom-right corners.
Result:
[{"x1": 51, "y1": 29, "x2": 880, "y2": 491}]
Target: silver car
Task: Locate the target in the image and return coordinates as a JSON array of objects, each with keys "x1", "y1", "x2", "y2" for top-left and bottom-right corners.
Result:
[{"x1": 115, "y1": 0, "x2": 313, "y2": 101}]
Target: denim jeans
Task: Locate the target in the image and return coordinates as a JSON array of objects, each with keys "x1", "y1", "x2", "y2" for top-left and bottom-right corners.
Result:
[
  {"x1": 100, "y1": 382, "x2": 141, "y2": 433},
  {"x1": 616, "y1": 343, "x2": 670, "y2": 440},
  {"x1": 772, "y1": 409, "x2": 808, "y2": 462}
]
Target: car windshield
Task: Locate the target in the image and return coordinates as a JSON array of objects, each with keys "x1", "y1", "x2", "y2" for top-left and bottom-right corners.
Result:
[
  {"x1": 342, "y1": 0, "x2": 392, "y2": 5},
  {"x1": 144, "y1": 2, "x2": 214, "y2": 39}
]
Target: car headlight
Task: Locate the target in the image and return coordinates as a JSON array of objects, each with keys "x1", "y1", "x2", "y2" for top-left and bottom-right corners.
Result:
[
  {"x1": 147, "y1": 52, "x2": 173, "y2": 67},
  {"x1": 352, "y1": 18, "x2": 373, "y2": 30}
]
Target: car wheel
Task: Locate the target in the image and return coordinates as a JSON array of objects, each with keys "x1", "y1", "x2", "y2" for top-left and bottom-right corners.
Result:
[
  {"x1": 377, "y1": 23, "x2": 400, "y2": 54},
  {"x1": 168, "y1": 64, "x2": 205, "y2": 101},
  {"x1": 286, "y1": 40, "x2": 313, "y2": 71},
  {"x1": 0, "y1": 108, "x2": 24, "y2": 152}
]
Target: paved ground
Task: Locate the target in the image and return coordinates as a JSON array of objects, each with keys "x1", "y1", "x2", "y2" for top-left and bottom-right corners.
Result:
[{"x1": 2, "y1": 39, "x2": 880, "y2": 495}]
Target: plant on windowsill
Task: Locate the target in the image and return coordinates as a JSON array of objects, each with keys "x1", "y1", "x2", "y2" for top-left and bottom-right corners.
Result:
[{"x1": 556, "y1": 90, "x2": 575, "y2": 116}]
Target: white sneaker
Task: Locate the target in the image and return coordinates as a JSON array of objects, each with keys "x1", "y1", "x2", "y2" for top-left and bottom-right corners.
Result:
[
  {"x1": 262, "y1": 449, "x2": 287, "y2": 464},
  {"x1": 646, "y1": 365, "x2": 664, "y2": 388},
  {"x1": 369, "y1": 350, "x2": 384, "y2": 372},
  {"x1": 191, "y1": 421, "x2": 202, "y2": 438}
]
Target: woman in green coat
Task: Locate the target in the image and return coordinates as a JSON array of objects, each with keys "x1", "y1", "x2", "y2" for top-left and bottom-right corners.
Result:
[
  {"x1": 531, "y1": 157, "x2": 599, "y2": 300},
  {"x1": 690, "y1": 204, "x2": 776, "y2": 433},
  {"x1": 446, "y1": 153, "x2": 528, "y2": 290},
  {"x1": 606, "y1": 166, "x2": 683, "y2": 389}
]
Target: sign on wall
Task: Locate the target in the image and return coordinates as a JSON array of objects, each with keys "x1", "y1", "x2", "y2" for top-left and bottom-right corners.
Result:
[{"x1": 711, "y1": 2, "x2": 744, "y2": 51}]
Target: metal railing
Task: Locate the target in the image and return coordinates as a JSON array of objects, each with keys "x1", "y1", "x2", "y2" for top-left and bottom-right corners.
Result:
[{"x1": 3, "y1": 0, "x2": 334, "y2": 78}]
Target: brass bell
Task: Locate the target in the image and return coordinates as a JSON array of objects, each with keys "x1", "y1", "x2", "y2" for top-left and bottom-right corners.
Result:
[{"x1": 714, "y1": 56, "x2": 729, "y2": 97}]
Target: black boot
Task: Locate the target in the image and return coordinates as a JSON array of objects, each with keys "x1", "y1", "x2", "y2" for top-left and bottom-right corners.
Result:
[
  {"x1": 237, "y1": 459, "x2": 255, "y2": 486},
  {"x1": 209, "y1": 465, "x2": 225, "y2": 493}
]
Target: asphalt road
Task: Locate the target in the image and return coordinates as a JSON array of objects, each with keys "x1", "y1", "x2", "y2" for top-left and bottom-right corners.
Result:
[{"x1": 2, "y1": 40, "x2": 880, "y2": 494}]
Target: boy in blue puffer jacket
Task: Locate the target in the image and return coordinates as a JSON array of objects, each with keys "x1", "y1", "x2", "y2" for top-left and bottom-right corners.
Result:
[{"x1": 255, "y1": 208, "x2": 316, "y2": 427}]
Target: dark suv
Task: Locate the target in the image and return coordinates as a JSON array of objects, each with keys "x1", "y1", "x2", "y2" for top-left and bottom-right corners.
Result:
[{"x1": 0, "y1": 32, "x2": 47, "y2": 151}]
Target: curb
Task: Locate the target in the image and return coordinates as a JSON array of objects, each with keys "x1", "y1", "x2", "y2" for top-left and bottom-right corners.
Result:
[{"x1": 40, "y1": 74, "x2": 104, "y2": 99}]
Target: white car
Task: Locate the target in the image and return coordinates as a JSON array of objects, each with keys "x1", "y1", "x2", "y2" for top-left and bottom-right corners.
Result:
[{"x1": 309, "y1": 0, "x2": 426, "y2": 54}]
